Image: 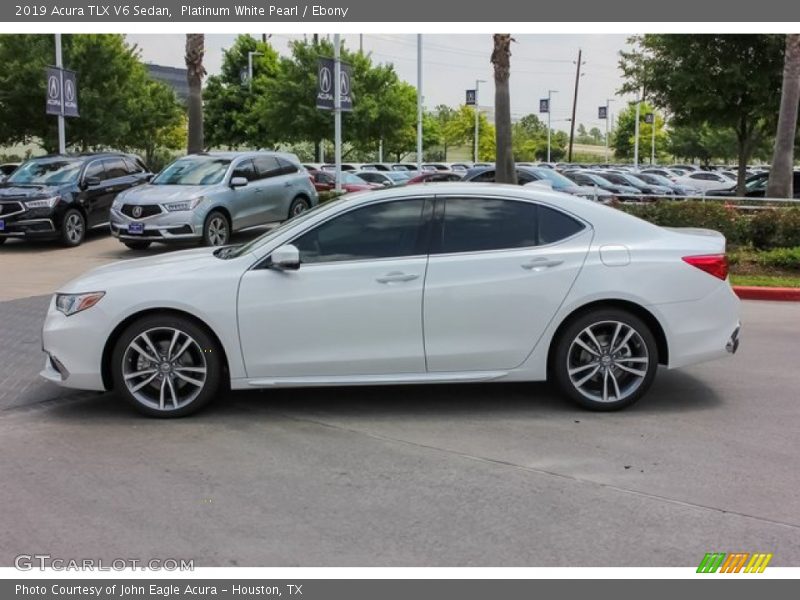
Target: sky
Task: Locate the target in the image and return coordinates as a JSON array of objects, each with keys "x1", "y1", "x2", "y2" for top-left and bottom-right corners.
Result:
[{"x1": 126, "y1": 33, "x2": 636, "y2": 135}]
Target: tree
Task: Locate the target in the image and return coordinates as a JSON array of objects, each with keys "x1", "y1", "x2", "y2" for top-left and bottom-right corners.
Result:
[
  {"x1": 668, "y1": 123, "x2": 737, "y2": 164},
  {"x1": 443, "y1": 105, "x2": 495, "y2": 160},
  {"x1": 611, "y1": 101, "x2": 668, "y2": 161},
  {"x1": 620, "y1": 34, "x2": 785, "y2": 194},
  {"x1": 185, "y1": 34, "x2": 206, "y2": 153},
  {"x1": 491, "y1": 34, "x2": 515, "y2": 183},
  {"x1": 589, "y1": 127, "x2": 603, "y2": 145},
  {"x1": 204, "y1": 35, "x2": 280, "y2": 149},
  {"x1": 433, "y1": 104, "x2": 458, "y2": 160},
  {"x1": 0, "y1": 34, "x2": 163, "y2": 152},
  {"x1": 127, "y1": 77, "x2": 185, "y2": 167},
  {"x1": 767, "y1": 35, "x2": 800, "y2": 198}
]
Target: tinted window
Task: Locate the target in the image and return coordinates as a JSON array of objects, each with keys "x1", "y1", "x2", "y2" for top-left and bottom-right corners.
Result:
[
  {"x1": 253, "y1": 156, "x2": 282, "y2": 179},
  {"x1": 517, "y1": 170, "x2": 537, "y2": 184},
  {"x1": 232, "y1": 159, "x2": 257, "y2": 182},
  {"x1": 538, "y1": 205, "x2": 585, "y2": 245},
  {"x1": 153, "y1": 157, "x2": 231, "y2": 186},
  {"x1": 294, "y1": 200, "x2": 426, "y2": 264},
  {"x1": 472, "y1": 170, "x2": 496, "y2": 183},
  {"x1": 103, "y1": 158, "x2": 128, "y2": 179},
  {"x1": 277, "y1": 158, "x2": 299, "y2": 175},
  {"x1": 83, "y1": 161, "x2": 107, "y2": 181},
  {"x1": 438, "y1": 198, "x2": 537, "y2": 253},
  {"x1": 123, "y1": 157, "x2": 145, "y2": 174}
]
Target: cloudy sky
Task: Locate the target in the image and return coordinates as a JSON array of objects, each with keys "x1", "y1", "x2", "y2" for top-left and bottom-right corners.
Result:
[{"x1": 126, "y1": 33, "x2": 636, "y2": 134}]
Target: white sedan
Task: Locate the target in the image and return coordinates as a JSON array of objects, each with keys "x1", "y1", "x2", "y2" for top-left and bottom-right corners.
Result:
[
  {"x1": 41, "y1": 184, "x2": 741, "y2": 416},
  {"x1": 675, "y1": 171, "x2": 734, "y2": 193}
]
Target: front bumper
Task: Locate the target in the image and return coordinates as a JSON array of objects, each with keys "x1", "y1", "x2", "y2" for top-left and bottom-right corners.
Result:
[{"x1": 110, "y1": 207, "x2": 203, "y2": 242}]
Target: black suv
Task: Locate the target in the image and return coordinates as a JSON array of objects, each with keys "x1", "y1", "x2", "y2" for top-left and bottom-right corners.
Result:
[{"x1": 0, "y1": 153, "x2": 151, "y2": 247}]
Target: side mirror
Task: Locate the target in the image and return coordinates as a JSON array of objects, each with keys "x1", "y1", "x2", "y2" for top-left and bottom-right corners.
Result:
[
  {"x1": 270, "y1": 244, "x2": 300, "y2": 270},
  {"x1": 82, "y1": 176, "x2": 101, "y2": 189},
  {"x1": 230, "y1": 176, "x2": 248, "y2": 188}
]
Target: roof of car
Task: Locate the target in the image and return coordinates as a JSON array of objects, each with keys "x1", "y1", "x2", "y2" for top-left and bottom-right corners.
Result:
[{"x1": 190, "y1": 151, "x2": 301, "y2": 163}]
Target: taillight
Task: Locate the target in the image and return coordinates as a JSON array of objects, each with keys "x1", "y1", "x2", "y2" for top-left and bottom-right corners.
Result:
[{"x1": 682, "y1": 254, "x2": 729, "y2": 280}]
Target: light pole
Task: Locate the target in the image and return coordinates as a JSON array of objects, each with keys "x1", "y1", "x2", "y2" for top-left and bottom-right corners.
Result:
[
  {"x1": 604, "y1": 98, "x2": 615, "y2": 162},
  {"x1": 633, "y1": 91, "x2": 642, "y2": 169},
  {"x1": 247, "y1": 51, "x2": 263, "y2": 89},
  {"x1": 334, "y1": 34, "x2": 342, "y2": 193},
  {"x1": 417, "y1": 34, "x2": 423, "y2": 171},
  {"x1": 54, "y1": 34, "x2": 65, "y2": 154},
  {"x1": 474, "y1": 79, "x2": 486, "y2": 163},
  {"x1": 547, "y1": 89, "x2": 558, "y2": 163},
  {"x1": 651, "y1": 110, "x2": 657, "y2": 165}
]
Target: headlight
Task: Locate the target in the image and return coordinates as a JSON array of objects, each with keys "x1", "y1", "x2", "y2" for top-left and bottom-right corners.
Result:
[
  {"x1": 24, "y1": 196, "x2": 60, "y2": 209},
  {"x1": 55, "y1": 292, "x2": 105, "y2": 316},
  {"x1": 163, "y1": 197, "x2": 204, "y2": 212}
]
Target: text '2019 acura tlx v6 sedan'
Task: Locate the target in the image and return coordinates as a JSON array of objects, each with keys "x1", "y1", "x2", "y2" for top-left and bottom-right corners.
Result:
[
  {"x1": 109, "y1": 152, "x2": 318, "y2": 249},
  {"x1": 41, "y1": 183, "x2": 741, "y2": 417}
]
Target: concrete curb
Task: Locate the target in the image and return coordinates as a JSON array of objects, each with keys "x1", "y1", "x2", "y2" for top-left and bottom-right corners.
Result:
[{"x1": 733, "y1": 286, "x2": 800, "y2": 302}]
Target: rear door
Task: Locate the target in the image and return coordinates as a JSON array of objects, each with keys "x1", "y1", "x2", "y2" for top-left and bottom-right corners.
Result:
[
  {"x1": 253, "y1": 155, "x2": 291, "y2": 222},
  {"x1": 423, "y1": 195, "x2": 593, "y2": 372},
  {"x1": 228, "y1": 158, "x2": 261, "y2": 229},
  {"x1": 78, "y1": 159, "x2": 113, "y2": 227}
]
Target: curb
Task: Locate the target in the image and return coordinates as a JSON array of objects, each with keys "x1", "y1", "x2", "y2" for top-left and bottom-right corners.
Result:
[{"x1": 733, "y1": 286, "x2": 800, "y2": 302}]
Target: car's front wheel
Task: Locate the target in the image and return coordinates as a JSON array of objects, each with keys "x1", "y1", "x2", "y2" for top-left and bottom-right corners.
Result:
[
  {"x1": 111, "y1": 314, "x2": 223, "y2": 417},
  {"x1": 60, "y1": 208, "x2": 86, "y2": 247},
  {"x1": 202, "y1": 211, "x2": 230, "y2": 246},
  {"x1": 552, "y1": 309, "x2": 658, "y2": 411}
]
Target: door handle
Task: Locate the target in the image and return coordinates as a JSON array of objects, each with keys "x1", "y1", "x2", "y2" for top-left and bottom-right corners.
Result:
[
  {"x1": 521, "y1": 257, "x2": 563, "y2": 270},
  {"x1": 284, "y1": 181, "x2": 292, "y2": 187},
  {"x1": 376, "y1": 272, "x2": 419, "y2": 283}
]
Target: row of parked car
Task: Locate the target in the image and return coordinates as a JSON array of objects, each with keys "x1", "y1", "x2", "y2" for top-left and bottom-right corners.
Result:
[{"x1": 2, "y1": 153, "x2": 796, "y2": 249}]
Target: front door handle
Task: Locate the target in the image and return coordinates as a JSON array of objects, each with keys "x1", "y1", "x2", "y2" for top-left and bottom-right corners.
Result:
[
  {"x1": 376, "y1": 272, "x2": 419, "y2": 284},
  {"x1": 521, "y1": 257, "x2": 564, "y2": 270}
]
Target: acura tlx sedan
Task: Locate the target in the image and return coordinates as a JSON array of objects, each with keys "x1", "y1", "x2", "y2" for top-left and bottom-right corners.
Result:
[{"x1": 40, "y1": 183, "x2": 741, "y2": 417}]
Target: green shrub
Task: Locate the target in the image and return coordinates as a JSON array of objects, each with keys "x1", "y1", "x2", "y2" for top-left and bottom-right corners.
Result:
[{"x1": 755, "y1": 247, "x2": 800, "y2": 270}]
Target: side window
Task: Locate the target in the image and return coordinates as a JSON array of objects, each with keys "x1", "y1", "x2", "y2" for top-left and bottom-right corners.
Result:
[
  {"x1": 253, "y1": 156, "x2": 282, "y2": 179},
  {"x1": 517, "y1": 170, "x2": 537, "y2": 185},
  {"x1": 123, "y1": 157, "x2": 145, "y2": 174},
  {"x1": 472, "y1": 170, "x2": 496, "y2": 183},
  {"x1": 538, "y1": 205, "x2": 585, "y2": 245},
  {"x1": 294, "y1": 200, "x2": 426, "y2": 264},
  {"x1": 83, "y1": 161, "x2": 106, "y2": 182},
  {"x1": 437, "y1": 198, "x2": 538, "y2": 254},
  {"x1": 277, "y1": 158, "x2": 299, "y2": 175},
  {"x1": 103, "y1": 158, "x2": 128, "y2": 179},
  {"x1": 232, "y1": 159, "x2": 257, "y2": 182}
]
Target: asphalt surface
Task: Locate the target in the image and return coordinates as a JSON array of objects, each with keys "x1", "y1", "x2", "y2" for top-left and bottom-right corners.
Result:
[{"x1": 0, "y1": 294, "x2": 798, "y2": 567}]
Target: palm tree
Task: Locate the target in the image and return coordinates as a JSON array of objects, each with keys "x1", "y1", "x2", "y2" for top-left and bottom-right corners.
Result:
[
  {"x1": 185, "y1": 33, "x2": 206, "y2": 154},
  {"x1": 767, "y1": 34, "x2": 800, "y2": 198},
  {"x1": 491, "y1": 34, "x2": 515, "y2": 184}
]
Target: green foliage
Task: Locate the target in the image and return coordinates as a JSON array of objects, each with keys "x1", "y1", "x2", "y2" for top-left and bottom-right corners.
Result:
[
  {"x1": 0, "y1": 34, "x2": 183, "y2": 158},
  {"x1": 510, "y1": 113, "x2": 565, "y2": 162},
  {"x1": 611, "y1": 101, "x2": 668, "y2": 161},
  {"x1": 440, "y1": 105, "x2": 495, "y2": 161}
]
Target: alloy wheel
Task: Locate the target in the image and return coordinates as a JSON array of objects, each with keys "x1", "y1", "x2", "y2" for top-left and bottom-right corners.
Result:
[
  {"x1": 206, "y1": 215, "x2": 228, "y2": 246},
  {"x1": 121, "y1": 327, "x2": 208, "y2": 412},
  {"x1": 566, "y1": 320, "x2": 650, "y2": 404},
  {"x1": 64, "y1": 213, "x2": 84, "y2": 244}
]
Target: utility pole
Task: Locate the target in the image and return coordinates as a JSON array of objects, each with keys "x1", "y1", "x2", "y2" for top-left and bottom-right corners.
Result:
[
  {"x1": 54, "y1": 34, "x2": 66, "y2": 154},
  {"x1": 474, "y1": 79, "x2": 486, "y2": 163},
  {"x1": 247, "y1": 51, "x2": 262, "y2": 89},
  {"x1": 567, "y1": 49, "x2": 583, "y2": 162},
  {"x1": 416, "y1": 34, "x2": 423, "y2": 170},
  {"x1": 547, "y1": 90, "x2": 558, "y2": 163},
  {"x1": 651, "y1": 110, "x2": 656, "y2": 165},
  {"x1": 604, "y1": 98, "x2": 615, "y2": 162},
  {"x1": 334, "y1": 33, "x2": 342, "y2": 193},
  {"x1": 359, "y1": 34, "x2": 363, "y2": 54}
]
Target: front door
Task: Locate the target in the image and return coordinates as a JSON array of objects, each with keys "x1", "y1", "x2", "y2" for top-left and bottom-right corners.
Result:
[{"x1": 237, "y1": 197, "x2": 432, "y2": 378}]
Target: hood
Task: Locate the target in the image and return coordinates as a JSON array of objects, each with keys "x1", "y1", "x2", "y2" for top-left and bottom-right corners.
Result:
[
  {"x1": 117, "y1": 184, "x2": 208, "y2": 205},
  {"x1": 0, "y1": 183, "x2": 67, "y2": 201},
  {"x1": 59, "y1": 247, "x2": 222, "y2": 293}
]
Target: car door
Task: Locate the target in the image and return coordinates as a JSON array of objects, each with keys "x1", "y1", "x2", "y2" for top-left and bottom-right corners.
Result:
[
  {"x1": 252, "y1": 155, "x2": 291, "y2": 222},
  {"x1": 237, "y1": 197, "x2": 433, "y2": 378},
  {"x1": 78, "y1": 159, "x2": 113, "y2": 228},
  {"x1": 228, "y1": 158, "x2": 261, "y2": 229},
  {"x1": 423, "y1": 195, "x2": 592, "y2": 372}
]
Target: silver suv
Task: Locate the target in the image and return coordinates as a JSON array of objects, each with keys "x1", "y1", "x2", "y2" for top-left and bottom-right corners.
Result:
[{"x1": 110, "y1": 151, "x2": 318, "y2": 249}]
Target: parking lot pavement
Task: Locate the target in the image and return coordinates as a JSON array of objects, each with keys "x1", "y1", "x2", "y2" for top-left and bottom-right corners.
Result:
[
  {"x1": 0, "y1": 298, "x2": 798, "y2": 567},
  {"x1": 0, "y1": 227, "x2": 268, "y2": 301}
]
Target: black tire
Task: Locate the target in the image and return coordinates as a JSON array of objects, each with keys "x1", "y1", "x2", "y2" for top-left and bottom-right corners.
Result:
[
  {"x1": 123, "y1": 240, "x2": 152, "y2": 250},
  {"x1": 551, "y1": 308, "x2": 658, "y2": 411},
  {"x1": 287, "y1": 196, "x2": 310, "y2": 220},
  {"x1": 0, "y1": 237, "x2": 6, "y2": 245},
  {"x1": 202, "y1": 210, "x2": 230, "y2": 247},
  {"x1": 60, "y1": 208, "x2": 86, "y2": 247},
  {"x1": 111, "y1": 314, "x2": 223, "y2": 417}
]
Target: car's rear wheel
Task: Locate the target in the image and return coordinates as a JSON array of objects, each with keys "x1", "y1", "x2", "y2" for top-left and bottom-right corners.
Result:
[
  {"x1": 552, "y1": 309, "x2": 658, "y2": 411},
  {"x1": 123, "y1": 241, "x2": 152, "y2": 250},
  {"x1": 61, "y1": 208, "x2": 86, "y2": 247},
  {"x1": 111, "y1": 315, "x2": 222, "y2": 417},
  {"x1": 202, "y1": 211, "x2": 230, "y2": 246},
  {"x1": 288, "y1": 196, "x2": 310, "y2": 219}
]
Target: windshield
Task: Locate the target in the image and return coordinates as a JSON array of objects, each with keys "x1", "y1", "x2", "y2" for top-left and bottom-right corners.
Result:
[
  {"x1": 640, "y1": 173, "x2": 672, "y2": 186},
  {"x1": 531, "y1": 168, "x2": 575, "y2": 189},
  {"x1": 223, "y1": 198, "x2": 348, "y2": 259},
  {"x1": 341, "y1": 172, "x2": 367, "y2": 184},
  {"x1": 153, "y1": 157, "x2": 231, "y2": 186},
  {"x1": 746, "y1": 176, "x2": 768, "y2": 191},
  {"x1": 7, "y1": 158, "x2": 82, "y2": 185},
  {"x1": 585, "y1": 173, "x2": 614, "y2": 186},
  {"x1": 388, "y1": 172, "x2": 409, "y2": 181}
]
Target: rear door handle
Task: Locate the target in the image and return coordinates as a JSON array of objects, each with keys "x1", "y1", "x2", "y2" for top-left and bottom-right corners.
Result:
[
  {"x1": 521, "y1": 257, "x2": 563, "y2": 270},
  {"x1": 376, "y1": 272, "x2": 420, "y2": 284}
]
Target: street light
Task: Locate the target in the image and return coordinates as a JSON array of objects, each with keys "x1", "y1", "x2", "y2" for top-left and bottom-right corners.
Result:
[
  {"x1": 546, "y1": 89, "x2": 558, "y2": 163},
  {"x1": 474, "y1": 79, "x2": 487, "y2": 164},
  {"x1": 604, "y1": 98, "x2": 615, "y2": 162},
  {"x1": 247, "y1": 51, "x2": 263, "y2": 88}
]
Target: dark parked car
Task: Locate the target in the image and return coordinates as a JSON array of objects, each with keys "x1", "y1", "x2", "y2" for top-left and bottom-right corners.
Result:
[
  {"x1": 0, "y1": 153, "x2": 151, "y2": 246},
  {"x1": 462, "y1": 165, "x2": 613, "y2": 201},
  {"x1": 705, "y1": 171, "x2": 800, "y2": 199},
  {"x1": 563, "y1": 170, "x2": 641, "y2": 200}
]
